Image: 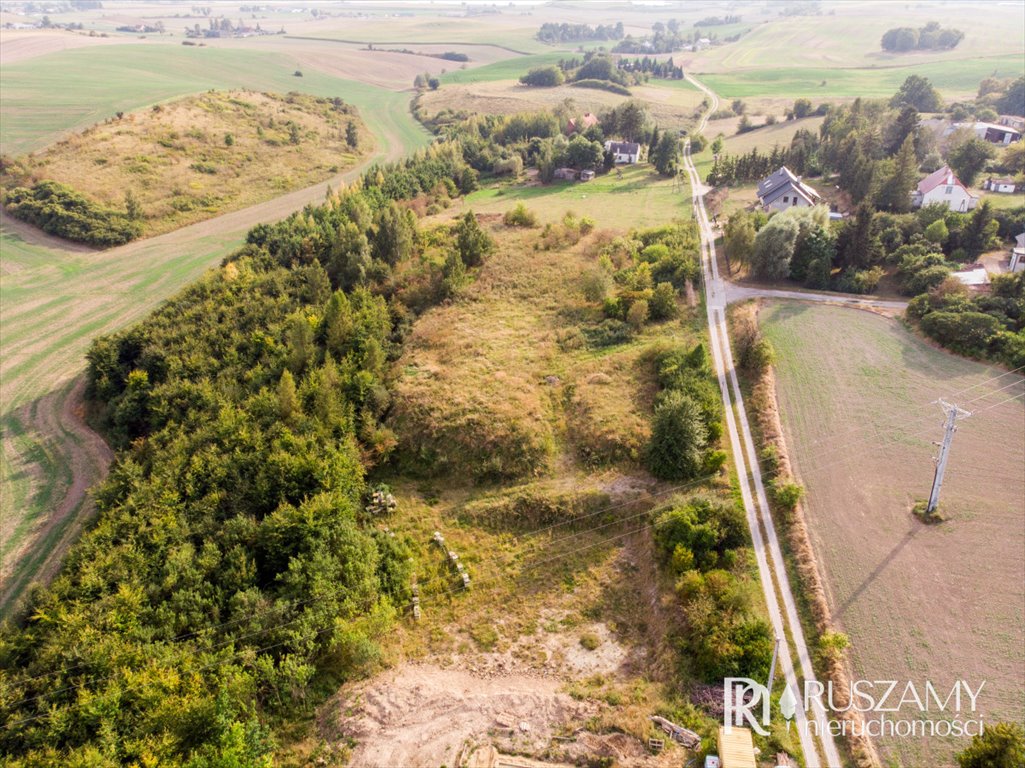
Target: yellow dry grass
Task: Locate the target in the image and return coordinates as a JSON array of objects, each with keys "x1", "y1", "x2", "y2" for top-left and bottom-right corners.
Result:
[{"x1": 2, "y1": 89, "x2": 369, "y2": 237}]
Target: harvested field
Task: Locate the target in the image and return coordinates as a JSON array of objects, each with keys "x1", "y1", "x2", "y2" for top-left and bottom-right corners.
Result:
[
  {"x1": 3, "y1": 90, "x2": 370, "y2": 238},
  {"x1": 421, "y1": 78, "x2": 705, "y2": 131},
  {"x1": 760, "y1": 302, "x2": 1025, "y2": 768},
  {"x1": 0, "y1": 30, "x2": 140, "y2": 65}
]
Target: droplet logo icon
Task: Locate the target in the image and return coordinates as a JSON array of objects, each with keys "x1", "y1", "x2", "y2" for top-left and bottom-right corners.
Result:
[{"x1": 779, "y1": 684, "x2": 798, "y2": 731}]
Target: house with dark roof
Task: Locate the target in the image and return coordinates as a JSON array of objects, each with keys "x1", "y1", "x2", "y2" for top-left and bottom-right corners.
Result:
[
  {"x1": 912, "y1": 165, "x2": 977, "y2": 212},
  {"x1": 756, "y1": 166, "x2": 821, "y2": 212},
  {"x1": 604, "y1": 140, "x2": 640, "y2": 164}
]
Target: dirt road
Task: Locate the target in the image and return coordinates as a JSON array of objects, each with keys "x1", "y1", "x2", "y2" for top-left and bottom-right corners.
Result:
[{"x1": 683, "y1": 75, "x2": 843, "y2": 768}]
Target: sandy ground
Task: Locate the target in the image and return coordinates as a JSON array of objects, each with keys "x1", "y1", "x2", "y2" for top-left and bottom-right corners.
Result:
[{"x1": 332, "y1": 612, "x2": 671, "y2": 768}]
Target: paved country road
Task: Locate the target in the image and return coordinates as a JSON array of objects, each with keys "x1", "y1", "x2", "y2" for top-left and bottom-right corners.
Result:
[{"x1": 683, "y1": 74, "x2": 846, "y2": 768}]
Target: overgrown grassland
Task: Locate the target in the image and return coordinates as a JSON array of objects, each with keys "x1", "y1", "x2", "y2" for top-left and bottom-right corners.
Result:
[{"x1": 3, "y1": 91, "x2": 370, "y2": 238}]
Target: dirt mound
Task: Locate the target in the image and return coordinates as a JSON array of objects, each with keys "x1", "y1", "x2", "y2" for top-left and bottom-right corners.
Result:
[{"x1": 335, "y1": 664, "x2": 593, "y2": 768}]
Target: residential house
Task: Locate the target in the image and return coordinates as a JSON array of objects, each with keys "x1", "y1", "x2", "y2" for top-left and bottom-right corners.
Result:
[
  {"x1": 1011, "y1": 232, "x2": 1025, "y2": 273},
  {"x1": 756, "y1": 166, "x2": 821, "y2": 212},
  {"x1": 911, "y1": 165, "x2": 977, "y2": 212},
  {"x1": 604, "y1": 140, "x2": 641, "y2": 164},
  {"x1": 566, "y1": 112, "x2": 598, "y2": 135},
  {"x1": 983, "y1": 176, "x2": 1019, "y2": 193}
]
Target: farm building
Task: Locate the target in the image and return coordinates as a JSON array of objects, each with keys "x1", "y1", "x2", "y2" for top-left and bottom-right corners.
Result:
[
  {"x1": 999, "y1": 114, "x2": 1025, "y2": 132},
  {"x1": 553, "y1": 167, "x2": 577, "y2": 180},
  {"x1": 975, "y1": 121, "x2": 1021, "y2": 145},
  {"x1": 604, "y1": 140, "x2": 641, "y2": 164},
  {"x1": 579, "y1": 169, "x2": 595, "y2": 181},
  {"x1": 756, "y1": 166, "x2": 821, "y2": 212},
  {"x1": 912, "y1": 165, "x2": 977, "y2": 212},
  {"x1": 715, "y1": 726, "x2": 758, "y2": 768},
  {"x1": 983, "y1": 176, "x2": 1018, "y2": 193},
  {"x1": 1011, "y1": 233, "x2": 1025, "y2": 273}
]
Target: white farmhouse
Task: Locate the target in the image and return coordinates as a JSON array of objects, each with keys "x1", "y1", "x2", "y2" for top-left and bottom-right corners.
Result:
[
  {"x1": 756, "y1": 166, "x2": 821, "y2": 212},
  {"x1": 911, "y1": 166, "x2": 977, "y2": 212},
  {"x1": 604, "y1": 140, "x2": 640, "y2": 164}
]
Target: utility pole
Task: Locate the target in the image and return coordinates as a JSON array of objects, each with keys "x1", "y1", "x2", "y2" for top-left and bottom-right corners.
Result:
[{"x1": 927, "y1": 400, "x2": 971, "y2": 515}]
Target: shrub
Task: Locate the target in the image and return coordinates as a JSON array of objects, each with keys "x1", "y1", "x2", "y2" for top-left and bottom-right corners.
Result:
[
  {"x1": 503, "y1": 202, "x2": 537, "y2": 227},
  {"x1": 956, "y1": 722, "x2": 1025, "y2": 768},
  {"x1": 648, "y1": 282, "x2": 678, "y2": 320},
  {"x1": 579, "y1": 632, "x2": 601, "y2": 651},
  {"x1": 772, "y1": 481, "x2": 804, "y2": 513},
  {"x1": 583, "y1": 319, "x2": 633, "y2": 348},
  {"x1": 920, "y1": 311, "x2": 1002, "y2": 355},
  {"x1": 570, "y1": 79, "x2": 631, "y2": 96},
  {"x1": 520, "y1": 65, "x2": 564, "y2": 87},
  {"x1": 626, "y1": 299, "x2": 649, "y2": 330},
  {"x1": 3, "y1": 180, "x2": 141, "y2": 246},
  {"x1": 580, "y1": 268, "x2": 611, "y2": 302},
  {"x1": 646, "y1": 390, "x2": 708, "y2": 480}
]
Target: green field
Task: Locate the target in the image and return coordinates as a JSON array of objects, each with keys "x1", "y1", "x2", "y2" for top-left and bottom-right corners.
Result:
[
  {"x1": 458, "y1": 163, "x2": 692, "y2": 229},
  {"x1": 438, "y1": 52, "x2": 565, "y2": 85},
  {"x1": 699, "y1": 54, "x2": 1025, "y2": 100},
  {"x1": 0, "y1": 43, "x2": 428, "y2": 156}
]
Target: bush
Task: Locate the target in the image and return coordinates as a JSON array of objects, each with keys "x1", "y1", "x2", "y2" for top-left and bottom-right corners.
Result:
[
  {"x1": 503, "y1": 202, "x2": 537, "y2": 227},
  {"x1": 772, "y1": 481, "x2": 804, "y2": 513},
  {"x1": 3, "y1": 180, "x2": 142, "y2": 246},
  {"x1": 580, "y1": 268, "x2": 611, "y2": 302},
  {"x1": 579, "y1": 632, "x2": 601, "y2": 650},
  {"x1": 646, "y1": 390, "x2": 708, "y2": 480},
  {"x1": 583, "y1": 319, "x2": 633, "y2": 348},
  {"x1": 648, "y1": 282, "x2": 678, "y2": 320},
  {"x1": 571, "y1": 79, "x2": 631, "y2": 96},
  {"x1": 626, "y1": 299, "x2": 649, "y2": 330},
  {"x1": 920, "y1": 311, "x2": 1003, "y2": 355},
  {"x1": 520, "y1": 65, "x2": 564, "y2": 86},
  {"x1": 957, "y1": 722, "x2": 1025, "y2": 768}
]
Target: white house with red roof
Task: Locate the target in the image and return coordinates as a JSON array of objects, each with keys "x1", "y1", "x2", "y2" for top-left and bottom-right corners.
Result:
[{"x1": 912, "y1": 165, "x2": 977, "y2": 212}]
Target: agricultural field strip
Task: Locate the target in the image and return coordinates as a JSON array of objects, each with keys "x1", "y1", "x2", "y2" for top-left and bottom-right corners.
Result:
[{"x1": 684, "y1": 75, "x2": 842, "y2": 768}]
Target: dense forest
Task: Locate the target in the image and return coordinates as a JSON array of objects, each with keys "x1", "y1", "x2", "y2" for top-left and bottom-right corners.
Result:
[{"x1": 0, "y1": 144, "x2": 491, "y2": 764}]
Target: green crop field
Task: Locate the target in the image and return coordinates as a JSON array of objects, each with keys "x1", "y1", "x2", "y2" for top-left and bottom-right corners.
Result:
[
  {"x1": 0, "y1": 43, "x2": 428, "y2": 156},
  {"x1": 698, "y1": 54, "x2": 1025, "y2": 101},
  {"x1": 761, "y1": 302, "x2": 1025, "y2": 768}
]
